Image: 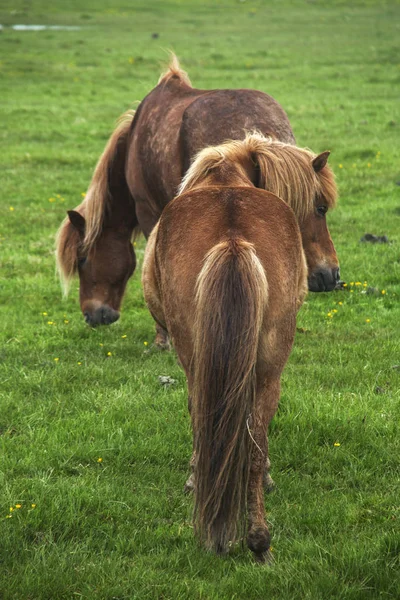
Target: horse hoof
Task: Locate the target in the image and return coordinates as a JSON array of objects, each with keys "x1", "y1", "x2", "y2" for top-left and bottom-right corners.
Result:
[{"x1": 247, "y1": 525, "x2": 270, "y2": 556}]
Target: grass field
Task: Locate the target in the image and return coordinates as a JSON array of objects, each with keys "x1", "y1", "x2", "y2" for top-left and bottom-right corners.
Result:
[{"x1": 1, "y1": 0, "x2": 399, "y2": 598}]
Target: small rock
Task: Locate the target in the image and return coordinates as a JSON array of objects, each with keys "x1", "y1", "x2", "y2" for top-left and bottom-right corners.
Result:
[
  {"x1": 360, "y1": 233, "x2": 389, "y2": 244},
  {"x1": 158, "y1": 375, "x2": 176, "y2": 387}
]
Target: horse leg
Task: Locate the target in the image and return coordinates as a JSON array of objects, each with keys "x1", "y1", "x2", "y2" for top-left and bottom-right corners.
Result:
[{"x1": 247, "y1": 378, "x2": 280, "y2": 562}]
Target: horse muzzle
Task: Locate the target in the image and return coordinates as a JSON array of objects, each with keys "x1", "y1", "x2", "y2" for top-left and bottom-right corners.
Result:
[
  {"x1": 84, "y1": 305, "x2": 120, "y2": 327},
  {"x1": 308, "y1": 267, "x2": 340, "y2": 292}
]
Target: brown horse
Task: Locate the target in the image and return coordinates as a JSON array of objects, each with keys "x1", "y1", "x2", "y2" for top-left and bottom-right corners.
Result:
[
  {"x1": 142, "y1": 133, "x2": 337, "y2": 560},
  {"x1": 56, "y1": 55, "x2": 339, "y2": 331}
]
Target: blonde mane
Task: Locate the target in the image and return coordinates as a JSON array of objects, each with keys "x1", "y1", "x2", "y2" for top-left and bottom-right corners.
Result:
[
  {"x1": 179, "y1": 132, "x2": 337, "y2": 221},
  {"x1": 55, "y1": 108, "x2": 136, "y2": 294},
  {"x1": 158, "y1": 52, "x2": 192, "y2": 87}
]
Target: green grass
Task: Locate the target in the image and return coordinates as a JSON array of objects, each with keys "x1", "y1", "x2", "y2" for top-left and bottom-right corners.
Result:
[{"x1": 1, "y1": 0, "x2": 399, "y2": 598}]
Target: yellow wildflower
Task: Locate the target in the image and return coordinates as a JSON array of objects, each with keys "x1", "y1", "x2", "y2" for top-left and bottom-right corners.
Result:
[
  {"x1": 99, "y1": 343, "x2": 103, "y2": 347},
  {"x1": 333, "y1": 309, "x2": 338, "y2": 313},
  {"x1": 143, "y1": 341, "x2": 148, "y2": 346},
  {"x1": 121, "y1": 334, "x2": 127, "y2": 339},
  {"x1": 31, "y1": 504, "x2": 36, "y2": 509},
  {"x1": 6, "y1": 515, "x2": 12, "y2": 519},
  {"x1": 64, "y1": 319, "x2": 69, "y2": 324},
  {"x1": 367, "y1": 163, "x2": 371, "y2": 168},
  {"x1": 339, "y1": 164, "x2": 343, "y2": 169},
  {"x1": 334, "y1": 442, "x2": 340, "y2": 447},
  {"x1": 47, "y1": 321, "x2": 54, "y2": 325},
  {"x1": 81, "y1": 192, "x2": 86, "y2": 197},
  {"x1": 97, "y1": 457, "x2": 103, "y2": 463},
  {"x1": 338, "y1": 301, "x2": 343, "y2": 306},
  {"x1": 382, "y1": 290, "x2": 386, "y2": 295},
  {"x1": 42, "y1": 312, "x2": 48, "y2": 316},
  {"x1": 77, "y1": 361, "x2": 82, "y2": 365},
  {"x1": 355, "y1": 282, "x2": 361, "y2": 286},
  {"x1": 9, "y1": 206, "x2": 14, "y2": 211},
  {"x1": 15, "y1": 504, "x2": 21, "y2": 509},
  {"x1": 350, "y1": 282, "x2": 354, "y2": 286},
  {"x1": 366, "y1": 319, "x2": 371, "y2": 323},
  {"x1": 107, "y1": 351, "x2": 112, "y2": 357},
  {"x1": 54, "y1": 358, "x2": 59, "y2": 362},
  {"x1": 343, "y1": 283, "x2": 347, "y2": 287},
  {"x1": 9, "y1": 507, "x2": 14, "y2": 512},
  {"x1": 48, "y1": 198, "x2": 55, "y2": 203},
  {"x1": 327, "y1": 313, "x2": 333, "y2": 318}
]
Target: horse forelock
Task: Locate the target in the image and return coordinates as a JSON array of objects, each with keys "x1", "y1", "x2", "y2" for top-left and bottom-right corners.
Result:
[
  {"x1": 179, "y1": 133, "x2": 337, "y2": 220},
  {"x1": 158, "y1": 52, "x2": 192, "y2": 87}
]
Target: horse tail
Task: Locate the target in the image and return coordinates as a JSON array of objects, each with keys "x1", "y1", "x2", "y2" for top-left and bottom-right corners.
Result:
[{"x1": 193, "y1": 238, "x2": 268, "y2": 552}]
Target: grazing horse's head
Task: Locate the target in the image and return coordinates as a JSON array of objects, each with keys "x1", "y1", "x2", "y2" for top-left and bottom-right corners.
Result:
[
  {"x1": 56, "y1": 209, "x2": 136, "y2": 327},
  {"x1": 180, "y1": 133, "x2": 339, "y2": 292},
  {"x1": 296, "y1": 151, "x2": 339, "y2": 292},
  {"x1": 245, "y1": 135, "x2": 339, "y2": 291}
]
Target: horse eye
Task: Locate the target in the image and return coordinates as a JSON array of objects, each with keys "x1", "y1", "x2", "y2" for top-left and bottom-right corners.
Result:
[{"x1": 316, "y1": 205, "x2": 327, "y2": 217}]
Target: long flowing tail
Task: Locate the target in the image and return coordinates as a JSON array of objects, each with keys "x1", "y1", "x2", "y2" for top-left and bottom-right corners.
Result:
[{"x1": 193, "y1": 238, "x2": 268, "y2": 552}]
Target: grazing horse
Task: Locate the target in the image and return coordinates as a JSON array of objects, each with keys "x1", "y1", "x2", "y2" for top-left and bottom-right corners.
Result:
[
  {"x1": 56, "y1": 55, "x2": 340, "y2": 332},
  {"x1": 142, "y1": 133, "x2": 337, "y2": 560}
]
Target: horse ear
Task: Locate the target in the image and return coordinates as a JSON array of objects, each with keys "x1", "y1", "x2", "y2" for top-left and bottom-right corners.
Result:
[
  {"x1": 67, "y1": 210, "x2": 86, "y2": 235},
  {"x1": 312, "y1": 151, "x2": 330, "y2": 173}
]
